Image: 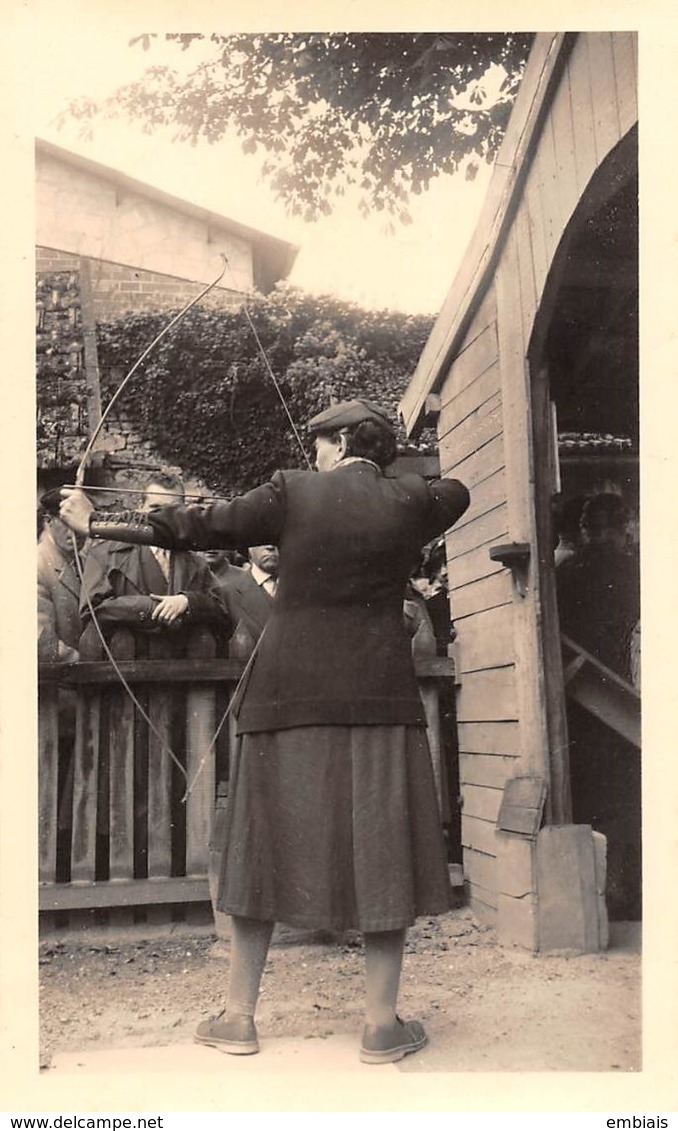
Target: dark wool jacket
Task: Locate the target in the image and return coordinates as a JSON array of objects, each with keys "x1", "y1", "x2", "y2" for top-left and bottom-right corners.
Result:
[
  {"x1": 218, "y1": 564, "x2": 275, "y2": 660},
  {"x1": 78, "y1": 540, "x2": 231, "y2": 659},
  {"x1": 127, "y1": 463, "x2": 470, "y2": 733}
]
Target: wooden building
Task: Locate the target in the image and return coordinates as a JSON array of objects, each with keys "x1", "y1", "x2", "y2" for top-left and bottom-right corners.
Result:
[{"x1": 400, "y1": 33, "x2": 639, "y2": 950}]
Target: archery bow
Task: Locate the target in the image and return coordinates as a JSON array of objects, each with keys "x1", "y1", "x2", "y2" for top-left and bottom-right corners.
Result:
[
  {"x1": 224, "y1": 259, "x2": 314, "y2": 471},
  {"x1": 70, "y1": 257, "x2": 230, "y2": 791},
  {"x1": 69, "y1": 254, "x2": 313, "y2": 801},
  {"x1": 180, "y1": 263, "x2": 315, "y2": 800}
]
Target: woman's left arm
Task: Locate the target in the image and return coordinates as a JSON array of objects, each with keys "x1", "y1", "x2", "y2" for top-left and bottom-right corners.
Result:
[{"x1": 63, "y1": 474, "x2": 288, "y2": 552}]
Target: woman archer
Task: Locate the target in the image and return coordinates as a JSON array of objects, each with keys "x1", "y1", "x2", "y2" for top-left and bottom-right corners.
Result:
[{"x1": 61, "y1": 398, "x2": 469, "y2": 1065}]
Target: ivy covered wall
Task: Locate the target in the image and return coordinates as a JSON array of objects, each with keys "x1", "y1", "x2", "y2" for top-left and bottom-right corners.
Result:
[{"x1": 95, "y1": 285, "x2": 436, "y2": 494}]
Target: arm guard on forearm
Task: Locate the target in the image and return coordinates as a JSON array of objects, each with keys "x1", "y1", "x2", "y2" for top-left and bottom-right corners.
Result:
[{"x1": 88, "y1": 510, "x2": 163, "y2": 546}]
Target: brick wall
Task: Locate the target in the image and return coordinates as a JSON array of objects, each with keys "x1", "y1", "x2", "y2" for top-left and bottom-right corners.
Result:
[{"x1": 36, "y1": 248, "x2": 242, "y2": 322}]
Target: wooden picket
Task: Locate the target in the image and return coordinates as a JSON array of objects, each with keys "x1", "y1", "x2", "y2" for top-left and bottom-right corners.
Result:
[{"x1": 38, "y1": 646, "x2": 457, "y2": 925}]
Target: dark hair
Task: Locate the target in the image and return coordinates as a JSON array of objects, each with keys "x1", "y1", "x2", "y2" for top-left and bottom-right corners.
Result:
[
  {"x1": 319, "y1": 420, "x2": 397, "y2": 470},
  {"x1": 580, "y1": 492, "x2": 628, "y2": 534},
  {"x1": 554, "y1": 495, "x2": 586, "y2": 540}
]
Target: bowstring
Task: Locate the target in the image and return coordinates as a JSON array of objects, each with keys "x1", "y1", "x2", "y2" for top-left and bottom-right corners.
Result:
[
  {"x1": 70, "y1": 257, "x2": 230, "y2": 796},
  {"x1": 70, "y1": 532, "x2": 190, "y2": 787},
  {"x1": 70, "y1": 255, "x2": 299, "y2": 803},
  {"x1": 180, "y1": 626, "x2": 266, "y2": 803},
  {"x1": 223, "y1": 260, "x2": 314, "y2": 471}
]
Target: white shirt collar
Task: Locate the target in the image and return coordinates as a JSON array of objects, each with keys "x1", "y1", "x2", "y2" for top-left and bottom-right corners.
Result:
[
  {"x1": 332, "y1": 457, "x2": 381, "y2": 473},
  {"x1": 250, "y1": 562, "x2": 275, "y2": 589}
]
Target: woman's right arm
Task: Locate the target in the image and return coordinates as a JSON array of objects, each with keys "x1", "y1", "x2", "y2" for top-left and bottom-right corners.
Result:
[{"x1": 423, "y1": 478, "x2": 471, "y2": 542}]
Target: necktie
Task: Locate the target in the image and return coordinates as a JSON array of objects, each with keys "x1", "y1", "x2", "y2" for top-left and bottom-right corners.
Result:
[
  {"x1": 264, "y1": 576, "x2": 278, "y2": 598},
  {"x1": 152, "y1": 547, "x2": 171, "y2": 582}
]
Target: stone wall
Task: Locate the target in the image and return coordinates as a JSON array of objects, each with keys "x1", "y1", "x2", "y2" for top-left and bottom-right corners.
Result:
[{"x1": 36, "y1": 270, "x2": 90, "y2": 470}]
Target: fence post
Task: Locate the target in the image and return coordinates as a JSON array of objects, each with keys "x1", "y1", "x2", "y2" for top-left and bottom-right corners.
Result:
[
  {"x1": 185, "y1": 627, "x2": 217, "y2": 877},
  {"x1": 147, "y1": 636, "x2": 174, "y2": 880},
  {"x1": 108, "y1": 630, "x2": 136, "y2": 882},
  {"x1": 38, "y1": 683, "x2": 60, "y2": 885},
  {"x1": 419, "y1": 680, "x2": 446, "y2": 819},
  {"x1": 70, "y1": 682, "x2": 102, "y2": 883}
]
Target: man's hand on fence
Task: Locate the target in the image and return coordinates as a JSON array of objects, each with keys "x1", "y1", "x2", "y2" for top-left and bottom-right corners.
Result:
[{"x1": 150, "y1": 593, "x2": 189, "y2": 625}]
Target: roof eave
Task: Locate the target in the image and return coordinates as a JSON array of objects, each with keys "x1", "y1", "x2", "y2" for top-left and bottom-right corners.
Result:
[
  {"x1": 35, "y1": 137, "x2": 299, "y2": 286},
  {"x1": 398, "y1": 32, "x2": 572, "y2": 438}
]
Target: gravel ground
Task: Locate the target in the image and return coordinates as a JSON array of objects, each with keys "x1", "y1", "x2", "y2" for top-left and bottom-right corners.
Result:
[{"x1": 38, "y1": 907, "x2": 641, "y2": 1074}]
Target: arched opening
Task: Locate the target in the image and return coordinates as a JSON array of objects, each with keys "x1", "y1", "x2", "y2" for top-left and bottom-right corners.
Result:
[{"x1": 529, "y1": 129, "x2": 640, "y2": 921}]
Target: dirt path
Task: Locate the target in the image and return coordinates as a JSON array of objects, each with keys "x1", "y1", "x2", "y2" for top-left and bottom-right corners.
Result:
[{"x1": 39, "y1": 908, "x2": 641, "y2": 1073}]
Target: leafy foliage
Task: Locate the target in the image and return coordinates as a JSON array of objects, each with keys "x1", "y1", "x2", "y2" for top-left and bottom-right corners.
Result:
[
  {"x1": 96, "y1": 284, "x2": 435, "y2": 492},
  {"x1": 67, "y1": 32, "x2": 534, "y2": 220}
]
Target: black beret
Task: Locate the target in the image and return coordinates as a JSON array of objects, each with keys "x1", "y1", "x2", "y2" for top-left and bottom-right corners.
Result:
[{"x1": 306, "y1": 399, "x2": 395, "y2": 435}]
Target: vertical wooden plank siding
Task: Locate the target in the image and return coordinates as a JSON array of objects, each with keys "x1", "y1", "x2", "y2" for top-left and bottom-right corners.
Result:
[
  {"x1": 523, "y1": 143, "x2": 550, "y2": 304},
  {"x1": 494, "y1": 227, "x2": 551, "y2": 783},
  {"x1": 147, "y1": 642, "x2": 174, "y2": 879},
  {"x1": 535, "y1": 116, "x2": 560, "y2": 266},
  {"x1": 549, "y1": 72, "x2": 581, "y2": 252},
  {"x1": 38, "y1": 686, "x2": 60, "y2": 884},
  {"x1": 70, "y1": 690, "x2": 101, "y2": 882},
  {"x1": 133, "y1": 690, "x2": 149, "y2": 878},
  {"x1": 185, "y1": 629, "x2": 217, "y2": 876},
  {"x1": 612, "y1": 33, "x2": 638, "y2": 137},
  {"x1": 513, "y1": 197, "x2": 538, "y2": 351},
  {"x1": 567, "y1": 38, "x2": 598, "y2": 200},
  {"x1": 586, "y1": 33, "x2": 621, "y2": 166},
  {"x1": 108, "y1": 631, "x2": 136, "y2": 882}
]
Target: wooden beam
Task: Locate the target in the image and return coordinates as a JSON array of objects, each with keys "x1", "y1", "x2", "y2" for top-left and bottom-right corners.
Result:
[
  {"x1": 39, "y1": 659, "x2": 249, "y2": 686},
  {"x1": 561, "y1": 635, "x2": 640, "y2": 747},
  {"x1": 39, "y1": 876, "x2": 210, "y2": 911},
  {"x1": 40, "y1": 655, "x2": 457, "y2": 684}
]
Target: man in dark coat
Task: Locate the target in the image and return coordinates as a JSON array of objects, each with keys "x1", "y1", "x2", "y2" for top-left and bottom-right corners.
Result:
[
  {"x1": 219, "y1": 545, "x2": 278, "y2": 660},
  {"x1": 37, "y1": 496, "x2": 86, "y2": 663},
  {"x1": 78, "y1": 472, "x2": 230, "y2": 659}
]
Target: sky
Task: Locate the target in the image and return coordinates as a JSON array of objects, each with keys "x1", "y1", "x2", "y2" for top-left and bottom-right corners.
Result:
[{"x1": 31, "y1": 23, "x2": 493, "y2": 315}]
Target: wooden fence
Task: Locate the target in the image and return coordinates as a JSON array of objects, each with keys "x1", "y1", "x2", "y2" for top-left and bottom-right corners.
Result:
[{"x1": 38, "y1": 631, "x2": 457, "y2": 929}]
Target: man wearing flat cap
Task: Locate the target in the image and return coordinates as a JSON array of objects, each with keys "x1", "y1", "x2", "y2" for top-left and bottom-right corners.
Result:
[{"x1": 61, "y1": 400, "x2": 470, "y2": 1065}]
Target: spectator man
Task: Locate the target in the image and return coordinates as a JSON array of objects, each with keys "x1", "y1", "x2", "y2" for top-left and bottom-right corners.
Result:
[
  {"x1": 219, "y1": 544, "x2": 279, "y2": 660},
  {"x1": 37, "y1": 490, "x2": 86, "y2": 663},
  {"x1": 78, "y1": 472, "x2": 231, "y2": 659}
]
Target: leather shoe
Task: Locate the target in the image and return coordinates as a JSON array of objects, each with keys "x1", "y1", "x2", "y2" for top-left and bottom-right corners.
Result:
[
  {"x1": 359, "y1": 1017, "x2": 427, "y2": 1064},
  {"x1": 194, "y1": 1012, "x2": 259, "y2": 1055}
]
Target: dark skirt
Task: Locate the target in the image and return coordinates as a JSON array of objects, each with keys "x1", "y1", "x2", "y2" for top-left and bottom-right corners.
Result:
[{"x1": 215, "y1": 724, "x2": 452, "y2": 932}]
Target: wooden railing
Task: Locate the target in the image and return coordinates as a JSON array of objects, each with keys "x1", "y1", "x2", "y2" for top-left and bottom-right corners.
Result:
[
  {"x1": 38, "y1": 634, "x2": 456, "y2": 926},
  {"x1": 561, "y1": 634, "x2": 641, "y2": 748}
]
